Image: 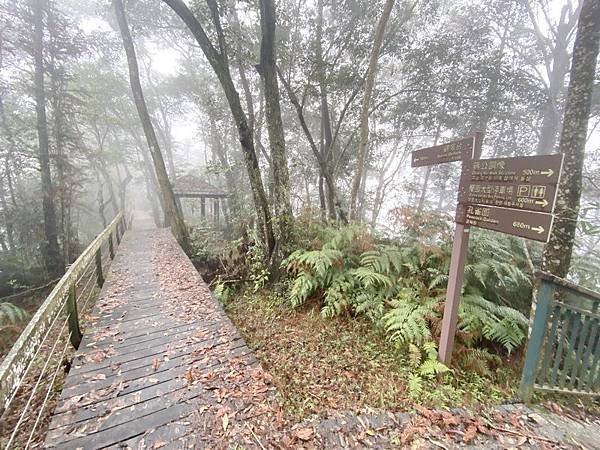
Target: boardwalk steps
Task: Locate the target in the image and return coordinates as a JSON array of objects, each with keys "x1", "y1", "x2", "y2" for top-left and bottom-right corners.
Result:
[{"x1": 44, "y1": 219, "x2": 272, "y2": 449}]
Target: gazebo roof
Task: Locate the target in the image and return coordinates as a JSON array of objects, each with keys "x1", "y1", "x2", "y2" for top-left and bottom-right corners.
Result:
[{"x1": 172, "y1": 175, "x2": 227, "y2": 198}]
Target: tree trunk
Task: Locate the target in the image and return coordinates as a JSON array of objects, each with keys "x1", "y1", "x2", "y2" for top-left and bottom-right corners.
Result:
[
  {"x1": 258, "y1": 0, "x2": 292, "y2": 248},
  {"x1": 276, "y1": 67, "x2": 347, "y2": 223},
  {"x1": 32, "y1": 0, "x2": 62, "y2": 277},
  {"x1": 97, "y1": 160, "x2": 119, "y2": 218},
  {"x1": 95, "y1": 170, "x2": 108, "y2": 229},
  {"x1": 536, "y1": 97, "x2": 560, "y2": 155},
  {"x1": 316, "y1": 0, "x2": 336, "y2": 221},
  {"x1": 113, "y1": 0, "x2": 190, "y2": 252},
  {"x1": 350, "y1": 0, "x2": 396, "y2": 220},
  {"x1": 144, "y1": 67, "x2": 177, "y2": 180},
  {"x1": 208, "y1": 116, "x2": 241, "y2": 217},
  {"x1": 163, "y1": 0, "x2": 275, "y2": 257},
  {"x1": 417, "y1": 123, "x2": 442, "y2": 212},
  {"x1": 0, "y1": 175, "x2": 15, "y2": 254},
  {"x1": 542, "y1": 0, "x2": 600, "y2": 277}
]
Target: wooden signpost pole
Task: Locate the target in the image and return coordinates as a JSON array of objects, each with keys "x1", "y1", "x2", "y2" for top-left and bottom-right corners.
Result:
[
  {"x1": 411, "y1": 131, "x2": 562, "y2": 366},
  {"x1": 438, "y1": 223, "x2": 470, "y2": 364},
  {"x1": 438, "y1": 132, "x2": 482, "y2": 365}
]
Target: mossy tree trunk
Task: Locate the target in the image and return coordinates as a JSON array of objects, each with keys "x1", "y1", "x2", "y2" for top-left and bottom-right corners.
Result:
[
  {"x1": 542, "y1": 0, "x2": 600, "y2": 277},
  {"x1": 32, "y1": 0, "x2": 62, "y2": 277},
  {"x1": 163, "y1": 0, "x2": 275, "y2": 258},
  {"x1": 257, "y1": 0, "x2": 292, "y2": 251}
]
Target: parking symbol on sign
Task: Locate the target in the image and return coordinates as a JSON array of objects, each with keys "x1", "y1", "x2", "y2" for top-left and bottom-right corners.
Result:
[{"x1": 517, "y1": 185, "x2": 530, "y2": 197}]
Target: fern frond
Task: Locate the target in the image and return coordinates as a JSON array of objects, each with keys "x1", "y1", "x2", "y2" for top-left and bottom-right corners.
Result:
[{"x1": 0, "y1": 302, "x2": 28, "y2": 326}]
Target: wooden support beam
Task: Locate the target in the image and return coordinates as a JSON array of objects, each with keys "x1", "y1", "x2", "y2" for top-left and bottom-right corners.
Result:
[
  {"x1": 66, "y1": 285, "x2": 82, "y2": 349},
  {"x1": 213, "y1": 198, "x2": 219, "y2": 224},
  {"x1": 95, "y1": 249, "x2": 104, "y2": 288}
]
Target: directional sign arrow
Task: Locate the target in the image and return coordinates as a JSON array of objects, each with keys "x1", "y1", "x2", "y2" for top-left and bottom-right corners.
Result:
[
  {"x1": 456, "y1": 204, "x2": 554, "y2": 242},
  {"x1": 535, "y1": 199, "x2": 549, "y2": 208},
  {"x1": 532, "y1": 225, "x2": 545, "y2": 234},
  {"x1": 541, "y1": 169, "x2": 554, "y2": 177}
]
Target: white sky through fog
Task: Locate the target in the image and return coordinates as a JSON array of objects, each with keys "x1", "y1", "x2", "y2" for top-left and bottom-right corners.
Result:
[
  {"x1": 79, "y1": 13, "x2": 206, "y2": 170},
  {"x1": 79, "y1": 0, "x2": 598, "y2": 226}
]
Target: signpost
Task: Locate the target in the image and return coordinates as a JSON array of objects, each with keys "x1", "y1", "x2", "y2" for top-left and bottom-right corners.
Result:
[
  {"x1": 411, "y1": 136, "x2": 476, "y2": 167},
  {"x1": 411, "y1": 134, "x2": 564, "y2": 365}
]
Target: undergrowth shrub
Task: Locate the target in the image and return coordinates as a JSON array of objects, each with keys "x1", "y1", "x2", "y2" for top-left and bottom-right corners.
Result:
[{"x1": 282, "y1": 226, "x2": 530, "y2": 357}]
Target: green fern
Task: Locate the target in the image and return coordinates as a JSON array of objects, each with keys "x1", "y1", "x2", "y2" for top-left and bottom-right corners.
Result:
[
  {"x1": 350, "y1": 267, "x2": 392, "y2": 288},
  {"x1": 383, "y1": 290, "x2": 437, "y2": 346},
  {"x1": 459, "y1": 294, "x2": 528, "y2": 353},
  {"x1": 0, "y1": 302, "x2": 28, "y2": 327},
  {"x1": 408, "y1": 373, "x2": 424, "y2": 399},
  {"x1": 283, "y1": 227, "x2": 531, "y2": 358},
  {"x1": 284, "y1": 248, "x2": 343, "y2": 278}
]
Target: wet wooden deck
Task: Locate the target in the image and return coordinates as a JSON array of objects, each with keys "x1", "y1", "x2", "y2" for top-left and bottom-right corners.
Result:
[{"x1": 44, "y1": 216, "x2": 276, "y2": 449}]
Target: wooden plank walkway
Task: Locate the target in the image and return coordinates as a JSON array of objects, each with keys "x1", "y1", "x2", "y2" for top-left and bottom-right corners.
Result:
[{"x1": 44, "y1": 215, "x2": 278, "y2": 449}]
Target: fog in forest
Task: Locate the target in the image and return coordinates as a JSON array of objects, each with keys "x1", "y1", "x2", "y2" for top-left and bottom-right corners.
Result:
[{"x1": 0, "y1": 0, "x2": 600, "y2": 445}]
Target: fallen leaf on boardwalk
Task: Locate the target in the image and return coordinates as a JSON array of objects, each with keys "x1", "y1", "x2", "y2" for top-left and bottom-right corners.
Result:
[
  {"x1": 92, "y1": 373, "x2": 106, "y2": 381},
  {"x1": 515, "y1": 435, "x2": 528, "y2": 446},
  {"x1": 222, "y1": 413, "x2": 229, "y2": 431},
  {"x1": 152, "y1": 441, "x2": 167, "y2": 449},
  {"x1": 152, "y1": 357, "x2": 161, "y2": 371},
  {"x1": 295, "y1": 427, "x2": 314, "y2": 441},
  {"x1": 62, "y1": 394, "x2": 85, "y2": 410}
]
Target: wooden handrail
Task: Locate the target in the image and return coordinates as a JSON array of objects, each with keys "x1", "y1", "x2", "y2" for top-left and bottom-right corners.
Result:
[
  {"x1": 536, "y1": 270, "x2": 600, "y2": 303},
  {"x1": 0, "y1": 212, "x2": 125, "y2": 415}
]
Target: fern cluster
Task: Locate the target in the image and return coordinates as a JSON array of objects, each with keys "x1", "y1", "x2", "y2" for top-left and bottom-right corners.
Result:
[
  {"x1": 0, "y1": 302, "x2": 28, "y2": 328},
  {"x1": 282, "y1": 227, "x2": 531, "y2": 355}
]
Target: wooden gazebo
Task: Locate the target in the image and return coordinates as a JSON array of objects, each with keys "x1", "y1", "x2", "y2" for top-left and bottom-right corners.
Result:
[{"x1": 172, "y1": 175, "x2": 227, "y2": 224}]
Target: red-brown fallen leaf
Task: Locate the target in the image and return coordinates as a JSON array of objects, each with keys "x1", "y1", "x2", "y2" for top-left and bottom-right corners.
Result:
[
  {"x1": 295, "y1": 427, "x2": 314, "y2": 441},
  {"x1": 152, "y1": 357, "x2": 161, "y2": 371},
  {"x1": 152, "y1": 440, "x2": 167, "y2": 449},
  {"x1": 441, "y1": 411, "x2": 460, "y2": 427},
  {"x1": 463, "y1": 424, "x2": 477, "y2": 443}
]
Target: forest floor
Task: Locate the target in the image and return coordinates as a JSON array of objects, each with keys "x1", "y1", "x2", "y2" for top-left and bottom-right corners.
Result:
[{"x1": 224, "y1": 288, "x2": 600, "y2": 449}]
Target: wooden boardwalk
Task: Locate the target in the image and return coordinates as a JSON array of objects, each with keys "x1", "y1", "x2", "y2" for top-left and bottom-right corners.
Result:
[{"x1": 44, "y1": 216, "x2": 277, "y2": 449}]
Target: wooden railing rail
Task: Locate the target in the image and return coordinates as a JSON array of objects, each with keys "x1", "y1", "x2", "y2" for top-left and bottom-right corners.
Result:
[{"x1": 0, "y1": 212, "x2": 127, "y2": 449}]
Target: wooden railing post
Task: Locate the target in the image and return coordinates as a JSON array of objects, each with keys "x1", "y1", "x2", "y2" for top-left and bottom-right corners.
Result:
[
  {"x1": 116, "y1": 221, "x2": 121, "y2": 245},
  {"x1": 95, "y1": 249, "x2": 105, "y2": 287},
  {"x1": 66, "y1": 284, "x2": 82, "y2": 349},
  {"x1": 519, "y1": 279, "x2": 555, "y2": 402},
  {"x1": 108, "y1": 231, "x2": 115, "y2": 259}
]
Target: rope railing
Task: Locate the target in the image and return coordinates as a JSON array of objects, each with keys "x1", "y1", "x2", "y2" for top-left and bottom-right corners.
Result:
[{"x1": 0, "y1": 212, "x2": 128, "y2": 449}]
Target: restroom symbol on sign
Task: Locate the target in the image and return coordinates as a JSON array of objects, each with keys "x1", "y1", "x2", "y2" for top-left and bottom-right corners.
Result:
[{"x1": 531, "y1": 185, "x2": 546, "y2": 199}]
